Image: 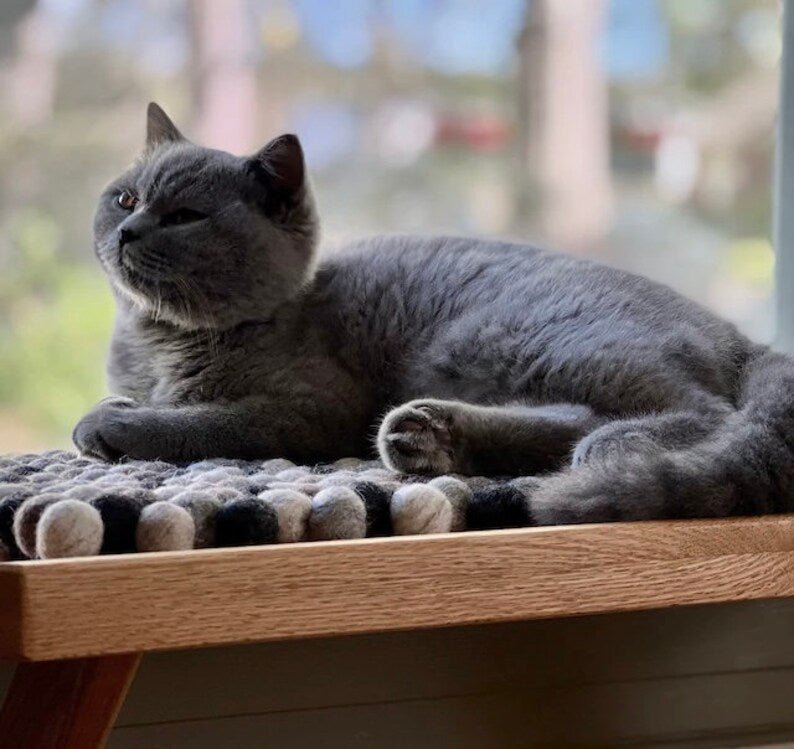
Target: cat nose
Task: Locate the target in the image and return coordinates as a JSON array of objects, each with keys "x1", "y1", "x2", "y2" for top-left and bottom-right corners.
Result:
[
  {"x1": 117, "y1": 213, "x2": 155, "y2": 248},
  {"x1": 118, "y1": 228, "x2": 137, "y2": 247}
]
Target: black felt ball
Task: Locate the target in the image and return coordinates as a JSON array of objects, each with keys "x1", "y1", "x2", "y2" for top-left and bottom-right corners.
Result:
[
  {"x1": 466, "y1": 485, "x2": 533, "y2": 530},
  {"x1": 355, "y1": 482, "x2": 393, "y2": 537},
  {"x1": 0, "y1": 494, "x2": 30, "y2": 559},
  {"x1": 91, "y1": 495, "x2": 145, "y2": 554},
  {"x1": 215, "y1": 499, "x2": 278, "y2": 547}
]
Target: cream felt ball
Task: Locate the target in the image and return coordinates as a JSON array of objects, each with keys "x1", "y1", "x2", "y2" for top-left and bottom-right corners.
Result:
[
  {"x1": 259, "y1": 489, "x2": 312, "y2": 543},
  {"x1": 308, "y1": 487, "x2": 366, "y2": 540},
  {"x1": 136, "y1": 502, "x2": 195, "y2": 552},
  {"x1": 36, "y1": 500, "x2": 104, "y2": 559},
  {"x1": 391, "y1": 484, "x2": 452, "y2": 536}
]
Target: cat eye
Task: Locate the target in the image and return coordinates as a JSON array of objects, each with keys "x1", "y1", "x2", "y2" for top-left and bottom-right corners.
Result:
[
  {"x1": 117, "y1": 191, "x2": 139, "y2": 211},
  {"x1": 160, "y1": 207, "x2": 208, "y2": 226}
]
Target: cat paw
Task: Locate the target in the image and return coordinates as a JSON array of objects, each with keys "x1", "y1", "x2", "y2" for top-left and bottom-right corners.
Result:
[
  {"x1": 72, "y1": 397, "x2": 140, "y2": 462},
  {"x1": 571, "y1": 422, "x2": 656, "y2": 468},
  {"x1": 377, "y1": 400, "x2": 459, "y2": 475}
]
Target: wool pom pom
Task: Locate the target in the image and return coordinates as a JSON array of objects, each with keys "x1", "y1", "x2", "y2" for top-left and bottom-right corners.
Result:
[
  {"x1": 215, "y1": 498, "x2": 278, "y2": 547},
  {"x1": 391, "y1": 484, "x2": 452, "y2": 536},
  {"x1": 354, "y1": 482, "x2": 393, "y2": 537},
  {"x1": 65, "y1": 484, "x2": 105, "y2": 502},
  {"x1": 90, "y1": 495, "x2": 147, "y2": 554},
  {"x1": 273, "y1": 467, "x2": 310, "y2": 483},
  {"x1": 509, "y1": 476, "x2": 543, "y2": 498},
  {"x1": 466, "y1": 485, "x2": 532, "y2": 530},
  {"x1": 14, "y1": 494, "x2": 64, "y2": 558},
  {"x1": 332, "y1": 457, "x2": 365, "y2": 470},
  {"x1": 259, "y1": 489, "x2": 312, "y2": 543},
  {"x1": 36, "y1": 500, "x2": 104, "y2": 559},
  {"x1": 152, "y1": 485, "x2": 183, "y2": 502},
  {"x1": 0, "y1": 492, "x2": 31, "y2": 559},
  {"x1": 173, "y1": 491, "x2": 222, "y2": 548},
  {"x1": 308, "y1": 487, "x2": 366, "y2": 541},
  {"x1": 136, "y1": 502, "x2": 195, "y2": 552},
  {"x1": 259, "y1": 458, "x2": 296, "y2": 475},
  {"x1": 428, "y1": 476, "x2": 472, "y2": 532}
]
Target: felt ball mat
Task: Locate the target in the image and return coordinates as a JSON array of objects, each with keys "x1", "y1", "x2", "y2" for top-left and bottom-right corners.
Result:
[{"x1": 0, "y1": 451, "x2": 538, "y2": 559}]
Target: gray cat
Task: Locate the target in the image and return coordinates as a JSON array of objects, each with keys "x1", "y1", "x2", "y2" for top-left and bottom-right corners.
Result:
[{"x1": 73, "y1": 103, "x2": 794, "y2": 524}]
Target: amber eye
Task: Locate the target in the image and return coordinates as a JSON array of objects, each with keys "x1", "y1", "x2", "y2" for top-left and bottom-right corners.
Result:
[{"x1": 117, "y1": 191, "x2": 138, "y2": 211}]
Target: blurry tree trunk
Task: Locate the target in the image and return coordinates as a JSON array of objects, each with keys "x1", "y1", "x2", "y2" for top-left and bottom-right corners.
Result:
[
  {"x1": 187, "y1": 0, "x2": 259, "y2": 153},
  {"x1": 5, "y1": 3, "x2": 55, "y2": 127},
  {"x1": 518, "y1": 0, "x2": 612, "y2": 253},
  {"x1": 514, "y1": 0, "x2": 545, "y2": 234}
]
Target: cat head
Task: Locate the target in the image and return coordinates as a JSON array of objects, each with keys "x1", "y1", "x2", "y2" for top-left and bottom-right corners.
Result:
[{"x1": 93, "y1": 103, "x2": 319, "y2": 330}]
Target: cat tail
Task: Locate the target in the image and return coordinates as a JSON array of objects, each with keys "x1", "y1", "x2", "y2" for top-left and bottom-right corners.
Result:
[{"x1": 529, "y1": 347, "x2": 794, "y2": 524}]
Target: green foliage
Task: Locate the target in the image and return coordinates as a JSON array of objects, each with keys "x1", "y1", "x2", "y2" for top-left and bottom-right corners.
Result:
[{"x1": 0, "y1": 209, "x2": 113, "y2": 445}]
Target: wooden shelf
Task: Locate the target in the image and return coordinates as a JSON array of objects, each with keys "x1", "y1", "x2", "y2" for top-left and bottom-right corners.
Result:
[{"x1": 1, "y1": 516, "x2": 793, "y2": 662}]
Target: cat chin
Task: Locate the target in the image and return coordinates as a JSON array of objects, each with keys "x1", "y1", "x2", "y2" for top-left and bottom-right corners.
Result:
[{"x1": 112, "y1": 279, "x2": 196, "y2": 330}]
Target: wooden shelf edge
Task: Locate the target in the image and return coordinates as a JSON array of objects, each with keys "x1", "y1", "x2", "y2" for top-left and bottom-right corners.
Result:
[{"x1": 1, "y1": 515, "x2": 794, "y2": 661}]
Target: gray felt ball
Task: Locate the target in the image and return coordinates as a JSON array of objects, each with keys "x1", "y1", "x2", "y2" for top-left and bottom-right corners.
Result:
[
  {"x1": 36, "y1": 500, "x2": 104, "y2": 559},
  {"x1": 172, "y1": 491, "x2": 222, "y2": 548},
  {"x1": 259, "y1": 489, "x2": 312, "y2": 543},
  {"x1": 391, "y1": 484, "x2": 453, "y2": 536},
  {"x1": 308, "y1": 487, "x2": 366, "y2": 541},
  {"x1": 65, "y1": 484, "x2": 105, "y2": 502},
  {"x1": 428, "y1": 476, "x2": 473, "y2": 532},
  {"x1": 509, "y1": 476, "x2": 543, "y2": 499},
  {"x1": 136, "y1": 502, "x2": 195, "y2": 552},
  {"x1": 14, "y1": 494, "x2": 65, "y2": 558}
]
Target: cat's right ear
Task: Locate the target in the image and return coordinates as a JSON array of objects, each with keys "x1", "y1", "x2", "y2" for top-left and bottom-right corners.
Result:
[{"x1": 146, "y1": 102, "x2": 185, "y2": 150}]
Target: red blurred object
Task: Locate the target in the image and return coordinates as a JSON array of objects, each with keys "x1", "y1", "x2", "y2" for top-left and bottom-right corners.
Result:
[{"x1": 435, "y1": 113, "x2": 511, "y2": 152}]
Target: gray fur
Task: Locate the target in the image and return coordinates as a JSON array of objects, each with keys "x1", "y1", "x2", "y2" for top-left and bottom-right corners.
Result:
[{"x1": 72, "y1": 103, "x2": 794, "y2": 524}]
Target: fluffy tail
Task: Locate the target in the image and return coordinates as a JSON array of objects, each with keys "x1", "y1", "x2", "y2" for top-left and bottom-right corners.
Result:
[{"x1": 530, "y1": 347, "x2": 794, "y2": 524}]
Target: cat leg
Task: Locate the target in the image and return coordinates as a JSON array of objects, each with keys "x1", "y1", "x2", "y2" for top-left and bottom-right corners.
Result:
[
  {"x1": 571, "y1": 409, "x2": 729, "y2": 468},
  {"x1": 72, "y1": 396, "x2": 366, "y2": 463},
  {"x1": 378, "y1": 399, "x2": 604, "y2": 475}
]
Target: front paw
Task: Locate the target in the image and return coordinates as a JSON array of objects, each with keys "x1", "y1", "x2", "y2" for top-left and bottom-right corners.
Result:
[
  {"x1": 72, "y1": 397, "x2": 140, "y2": 462},
  {"x1": 377, "y1": 400, "x2": 459, "y2": 475}
]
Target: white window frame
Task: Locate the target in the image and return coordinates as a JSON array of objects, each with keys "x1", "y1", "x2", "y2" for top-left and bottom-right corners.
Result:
[{"x1": 775, "y1": 0, "x2": 794, "y2": 351}]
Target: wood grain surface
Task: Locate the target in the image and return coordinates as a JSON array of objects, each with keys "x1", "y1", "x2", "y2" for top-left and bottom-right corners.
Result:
[
  {"x1": 1, "y1": 516, "x2": 793, "y2": 661},
  {"x1": 0, "y1": 653, "x2": 140, "y2": 748}
]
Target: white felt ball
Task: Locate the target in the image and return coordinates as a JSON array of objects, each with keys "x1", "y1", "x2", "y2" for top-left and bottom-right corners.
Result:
[
  {"x1": 136, "y1": 502, "x2": 195, "y2": 553},
  {"x1": 428, "y1": 476, "x2": 472, "y2": 532},
  {"x1": 308, "y1": 487, "x2": 366, "y2": 541},
  {"x1": 36, "y1": 500, "x2": 104, "y2": 559},
  {"x1": 259, "y1": 489, "x2": 312, "y2": 543},
  {"x1": 391, "y1": 484, "x2": 452, "y2": 536}
]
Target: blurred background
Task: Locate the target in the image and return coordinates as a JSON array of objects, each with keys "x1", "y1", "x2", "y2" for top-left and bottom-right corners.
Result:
[{"x1": 0, "y1": 0, "x2": 781, "y2": 451}]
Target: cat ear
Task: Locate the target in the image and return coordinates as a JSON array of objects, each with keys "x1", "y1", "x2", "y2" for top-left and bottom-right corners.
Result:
[
  {"x1": 146, "y1": 102, "x2": 184, "y2": 149},
  {"x1": 249, "y1": 134, "x2": 305, "y2": 195}
]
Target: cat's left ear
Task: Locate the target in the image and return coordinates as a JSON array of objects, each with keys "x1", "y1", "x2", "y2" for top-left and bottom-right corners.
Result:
[
  {"x1": 249, "y1": 134, "x2": 305, "y2": 195},
  {"x1": 146, "y1": 102, "x2": 185, "y2": 149}
]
